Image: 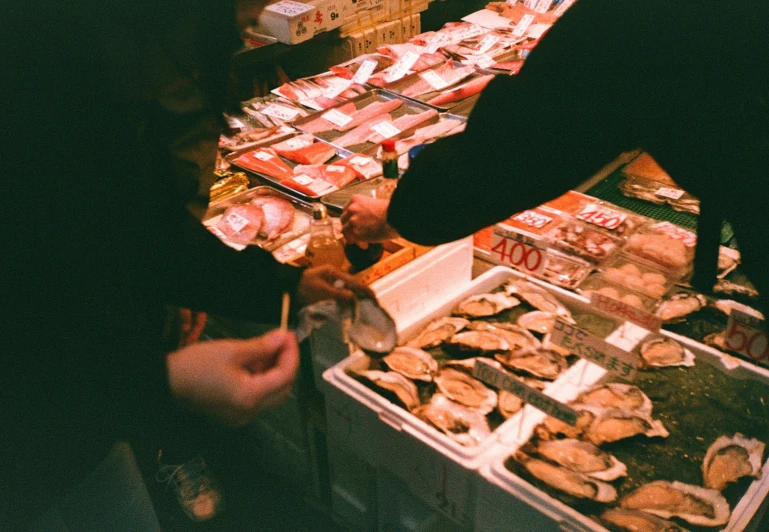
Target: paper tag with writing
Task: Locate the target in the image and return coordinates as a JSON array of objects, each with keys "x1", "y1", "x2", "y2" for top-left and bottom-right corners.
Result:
[
  {"x1": 474, "y1": 54, "x2": 496, "y2": 69},
  {"x1": 550, "y1": 318, "x2": 640, "y2": 380},
  {"x1": 224, "y1": 211, "x2": 250, "y2": 233},
  {"x1": 326, "y1": 165, "x2": 346, "y2": 173},
  {"x1": 473, "y1": 359, "x2": 578, "y2": 425},
  {"x1": 534, "y1": 0, "x2": 554, "y2": 13},
  {"x1": 476, "y1": 35, "x2": 500, "y2": 55},
  {"x1": 512, "y1": 209, "x2": 554, "y2": 230},
  {"x1": 420, "y1": 69, "x2": 450, "y2": 91},
  {"x1": 655, "y1": 187, "x2": 686, "y2": 200},
  {"x1": 725, "y1": 310, "x2": 769, "y2": 366},
  {"x1": 322, "y1": 108, "x2": 353, "y2": 128},
  {"x1": 352, "y1": 59, "x2": 378, "y2": 84},
  {"x1": 254, "y1": 151, "x2": 275, "y2": 161},
  {"x1": 321, "y1": 80, "x2": 353, "y2": 99},
  {"x1": 267, "y1": 0, "x2": 314, "y2": 16},
  {"x1": 293, "y1": 174, "x2": 313, "y2": 186},
  {"x1": 576, "y1": 203, "x2": 627, "y2": 231},
  {"x1": 349, "y1": 155, "x2": 373, "y2": 166},
  {"x1": 262, "y1": 104, "x2": 302, "y2": 122},
  {"x1": 512, "y1": 14, "x2": 536, "y2": 37},
  {"x1": 227, "y1": 117, "x2": 247, "y2": 130},
  {"x1": 425, "y1": 33, "x2": 452, "y2": 54},
  {"x1": 490, "y1": 226, "x2": 548, "y2": 276},
  {"x1": 453, "y1": 24, "x2": 486, "y2": 43},
  {"x1": 651, "y1": 221, "x2": 697, "y2": 247},
  {"x1": 590, "y1": 292, "x2": 661, "y2": 332},
  {"x1": 370, "y1": 121, "x2": 402, "y2": 139},
  {"x1": 553, "y1": 0, "x2": 576, "y2": 17},
  {"x1": 524, "y1": 0, "x2": 536, "y2": 8},
  {"x1": 283, "y1": 137, "x2": 312, "y2": 150},
  {"x1": 385, "y1": 51, "x2": 420, "y2": 83}
]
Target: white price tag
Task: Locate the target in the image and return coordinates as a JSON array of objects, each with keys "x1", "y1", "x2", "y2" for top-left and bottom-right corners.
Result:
[
  {"x1": 420, "y1": 70, "x2": 450, "y2": 91},
  {"x1": 227, "y1": 117, "x2": 247, "y2": 130},
  {"x1": 293, "y1": 174, "x2": 313, "y2": 186},
  {"x1": 511, "y1": 210, "x2": 554, "y2": 230},
  {"x1": 224, "y1": 211, "x2": 250, "y2": 233},
  {"x1": 322, "y1": 108, "x2": 353, "y2": 128},
  {"x1": 474, "y1": 55, "x2": 496, "y2": 69},
  {"x1": 384, "y1": 51, "x2": 420, "y2": 83},
  {"x1": 349, "y1": 156, "x2": 373, "y2": 166},
  {"x1": 425, "y1": 33, "x2": 451, "y2": 54},
  {"x1": 651, "y1": 221, "x2": 697, "y2": 247},
  {"x1": 575, "y1": 203, "x2": 627, "y2": 230},
  {"x1": 590, "y1": 293, "x2": 661, "y2": 333},
  {"x1": 476, "y1": 35, "x2": 500, "y2": 55},
  {"x1": 254, "y1": 151, "x2": 275, "y2": 161},
  {"x1": 327, "y1": 165, "x2": 346, "y2": 173},
  {"x1": 321, "y1": 81, "x2": 353, "y2": 99},
  {"x1": 725, "y1": 310, "x2": 769, "y2": 366},
  {"x1": 489, "y1": 227, "x2": 548, "y2": 276},
  {"x1": 524, "y1": 0, "x2": 536, "y2": 8},
  {"x1": 550, "y1": 318, "x2": 640, "y2": 380},
  {"x1": 453, "y1": 24, "x2": 486, "y2": 43},
  {"x1": 553, "y1": 0, "x2": 576, "y2": 17},
  {"x1": 267, "y1": 0, "x2": 314, "y2": 16},
  {"x1": 351, "y1": 59, "x2": 378, "y2": 84},
  {"x1": 283, "y1": 137, "x2": 312, "y2": 150},
  {"x1": 534, "y1": 0, "x2": 553, "y2": 13},
  {"x1": 655, "y1": 187, "x2": 686, "y2": 200},
  {"x1": 512, "y1": 14, "x2": 536, "y2": 37},
  {"x1": 370, "y1": 121, "x2": 402, "y2": 139},
  {"x1": 262, "y1": 104, "x2": 302, "y2": 122}
]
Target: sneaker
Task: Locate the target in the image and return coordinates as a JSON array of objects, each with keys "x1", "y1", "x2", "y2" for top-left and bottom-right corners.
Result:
[{"x1": 156, "y1": 454, "x2": 224, "y2": 522}]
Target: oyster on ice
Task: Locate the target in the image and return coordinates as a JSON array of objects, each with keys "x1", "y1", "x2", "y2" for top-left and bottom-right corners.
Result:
[
  {"x1": 702, "y1": 433, "x2": 765, "y2": 490},
  {"x1": 713, "y1": 299, "x2": 765, "y2": 320},
  {"x1": 407, "y1": 317, "x2": 469, "y2": 349},
  {"x1": 535, "y1": 439, "x2": 627, "y2": 481},
  {"x1": 639, "y1": 337, "x2": 695, "y2": 368},
  {"x1": 600, "y1": 508, "x2": 691, "y2": 532},
  {"x1": 654, "y1": 293, "x2": 707, "y2": 323},
  {"x1": 619, "y1": 480, "x2": 730, "y2": 527},
  {"x1": 382, "y1": 347, "x2": 438, "y2": 382},
  {"x1": 414, "y1": 394, "x2": 491, "y2": 447},
  {"x1": 447, "y1": 330, "x2": 510, "y2": 355},
  {"x1": 495, "y1": 348, "x2": 568, "y2": 380},
  {"x1": 468, "y1": 321, "x2": 541, "y2": 353},
  {"x1": 517, "y1": 311, "x2": 556, "y2": 334},
  {"x1": 434, "y1": 368, "x2": 497, "y2": 414},
  {"x1": 452, "y1": 292, "x2": 520, "y2": 318},
  {"x1": 581, "y1": 406, "x2": 669, "y2": 446},
  {"x1": 575, "y1": 383, "x2": 653, "y2": 415},
  {"x1": 512, "y1": 451, "x2": 618, "y2": 503},
  {"x1": 356, "y1": 370, "x2": 421, "y2": 412},
  {"x1": 505, "y1": 280, "x2": 575, "y2": 322},
  {"x1": 535, "y1": 405, "x2": 598, "y2": 440},
  {"x1": 497, "y1": 390, "x2": 524, "y2": 419}
]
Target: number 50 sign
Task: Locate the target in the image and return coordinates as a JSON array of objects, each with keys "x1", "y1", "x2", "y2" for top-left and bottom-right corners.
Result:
[
  {"x1": 725, "y1": 310, "x2": 769, "y2": 365},
  {"x1": 490, "y1": 226, "x2": 548, "y2": 276}
]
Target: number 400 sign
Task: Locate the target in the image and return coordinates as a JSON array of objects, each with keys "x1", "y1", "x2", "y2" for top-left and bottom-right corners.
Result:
[{"x1": 489, "y1": 227, "x2": 548, "y2": 276}]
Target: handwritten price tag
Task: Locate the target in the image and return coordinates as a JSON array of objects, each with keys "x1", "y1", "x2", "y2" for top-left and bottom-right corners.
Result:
[
  {"x1": 473, "y1": 360, "x2": 578, "y2": 426},
  {"x1": 370, "y1": 121, "x2": 402, "y2": 139},
  {"x1": 425, "y1": 33, "x2": 451, "y2": 54},
  {"x1": 576, "y1": 203, "x2": 627, "y2": 230},
  {"x1": 254, "y1": 151, "x2": 275, "y2": 161},
  {"x1": 352, "y1": 59, "x2": 378, "y2": 84},
  {"x1": 590, "y1": 292, "x2": 661, "y2": 333},
  {"x1": 385, "y1": 51, "x2": 420, "y2": 83},
  {"x1": 725, "y1": 310, "x2": 769, "y2": 365},
  {"x1": 262, "y1": 104, "x2": 302, "y2": 122},
  {"x1": 534, "y1": 0, "x2": 554, "y2": 13},
  {"x1": 511, "y1": 209, "x2": 554, "y2": 230},
  {"x1": 512, "y1": 14, "x2": 536, "y2": 37},
  {"x1": 490, "y1": 226, "x2": 548, "y2": 276},
  {"x1": 420, "y1": 69, "x2": 450, "y2": 91},
  {"x1": 322, "y1": 108, "x2": 353, "y2": 128},
  {"x1": 554, "y1": 0, "x2": 576, "y2": 17},
  {"x1": 651, "y1": 221, "x2": 697, "y2": 247},
  {"x1": 268, "y1": 0, "x2": 314, "y2": 16},
  {"x1": 655, "y1": 187, "x2": 685, "y2": 200},
  {"x1": 349, "y1": 155, "x2": 373, "y2": 166},
  {"x1": 476, "y1": 35, "x2": 500, "y2": 54},
  {"x1": 453, "y1": 24, "x2": 486, "y2": 43},
  {"x1": 474, "y1": 55, "x2": 496, "y2": 69},
  {"x1": 550, "y1": 318, "x2": 640, "y2": 380}
]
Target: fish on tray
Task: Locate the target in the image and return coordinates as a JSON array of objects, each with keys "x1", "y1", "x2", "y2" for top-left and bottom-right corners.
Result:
[
  {"x1": 293, "y1": 164, "x2": 357, "y2": 189},
  {"x1": 427, "y1": 74, "x2": 495, "y2": 106},
  {"x1": 334, "y1": 113, "x2": 395, "y2": 148},
  {"x1": 338, "y1": 99, "x2": 403, "y2": 132},
  {"x1": 216, "y1": 204, "x2": 265, "y2": 245},
  {"x1": 250, "y1": 196, "x2": 295, "y2": 241},
  {"x1": 298, "y1": 102, "x2": 358, "y2": 134},
  {"x1": 367, "y1": 109, "x2": 439, "y2": 145},
  {"x1": 329, "y1": 54, "x2": 394, "y2": 80},
  {"x1": 234, "y1": 148, "x2": 293, "y2": 180},
  {"x1": 271, "y1": 136, "x2": 337, "y2": 165},
  {"x1": 400, "y1": 62, "x2": 476, "y2": 99},
  {"x1": 337, "y1": 154, "x2": 382, "y2": 180}
]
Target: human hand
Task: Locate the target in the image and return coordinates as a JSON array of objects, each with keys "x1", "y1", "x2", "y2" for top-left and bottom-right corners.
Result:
[
  {"x1": 296, "y1": 265, "x2": 375, "y2": 307},
  {"x1": 167, "y1": 330, "x2": 299, "y2": 427},
  {"x1": 163, "y1": 307, "x2": 209, "y2": 348},
  {"x1": 340, "y1": 195, "x2": 399, "y2": 246}
]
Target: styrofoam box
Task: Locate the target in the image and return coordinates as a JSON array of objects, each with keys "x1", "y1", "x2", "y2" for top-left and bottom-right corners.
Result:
[
  {"x1": 257, "y1": 0, "x2": 343, "y2": 45},
  {"x1": 323, "y1": 266, "x2": 630, "y2": 528},
  {"x1": 474, "y1": 329, "x2": 769, "y2": 532}
]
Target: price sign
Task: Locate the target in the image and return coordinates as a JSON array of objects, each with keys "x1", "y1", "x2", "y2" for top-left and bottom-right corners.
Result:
[
  {"x1": 224, "y1": 211, "x2": 250, "y2": 233},
  {"x1": 655, "y1": 187, "x2": 685, "y2": 200},
  {"x1": 476, "y1": 35, "x2": 500, "y2": 54},
  {"x1": 370, "y1": 121, "x2": 402, "y2": 139},
  {"x1": 725, "y1": 310, "x2": 769, "y2": 365},
  {"x1": 490, "y1": 226, "x2": 548, "y2": 276},
  {"x1": 349, "y1": 155, "x2": 373, "y2": 166},
  {"x1": 474, "y1": 55, "x2": 496, "y2": 69},
  {"x1": 473, "y1": 360, "x2": 578, "y2": 426},
  {"x1": 453, "y1": 24, "x2": 486, "y2": 43},
  {"x1": 254, "y1": 150, "x2": 275, "y2": 161},
  {"x1": 268, "y1": 0, "x2": 314, "y2": 16},
  {"x1": 321, "y1": 80, "x2": 353, "y2": 99},
  {"x1": 322, "y1": 108, "x2": 353, "y2": 128},
  {"x1": 420, "y1": 70, "x2": 450, "y2": 91},
  {"x1": 425, "y1": 33, "x2": 452, "y2": 54},
  {"x1": 352, "y1": 59, "x2": 378, "y2": 84},
  {"x1": 534, "y1": 0, "x2": 553, "y2": 13},
  {"x1": 512, "y1": 14, "x2": 536, "y2": 37},
  {"x1": 282, "y1": 137, "x2": 312, "y2": 150},
  {"x1": 575, "y1": 203, "x2": 627, "y2": 230},
  {"x1": 262, "y1": 104, "x2": 302, "y2": 122},
  {"x1": 550, "y1": 318, "x2": 640, "y2": 380},
  {"x1": 651, "y1": 221, "x2": 697, "y2": 247},
  {"x1": 511, "y1": 209, "x2": 554, "y2": 230},
  {"x1": 384, "y1": 51, "x2": 420, "y2": 83},
  {"x1": 590, "y1": 292, "x2": 661, "y2": 333},
  {"x1": 553, "y1": 0, "x2": 576, "y2": 17},
  {"x1": 326, "y1": 165, "x2": 346, "y2": 173}
]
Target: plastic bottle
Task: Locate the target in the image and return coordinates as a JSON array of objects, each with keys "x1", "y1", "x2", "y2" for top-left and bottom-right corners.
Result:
[{"x1": 306, "y1": 204, "x2": 345, "y2": 268}]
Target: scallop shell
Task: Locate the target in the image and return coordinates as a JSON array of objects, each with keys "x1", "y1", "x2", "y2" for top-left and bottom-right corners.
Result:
[
  {"x1": 382, "y1": 347, "x2": 438, "y2": 382},
  {"x1": 654, "y1": 293, "x2": 707, "y2": 323},
  {"x1": 702, "y1": 433, "x2": 765, "y2": 490},
  {"x1": 505, "y1": 280, "x2": 575, "y2": 322},
  {"x1": 495, "y1": 348, "x2": 568, "y2": 381},
  {"x1": 497, "y1": 390, "x2": 524, "y2": 419},
  {"x1": 574, "y1": 383, "x2": 653, "y2": 415},
  {"x1": 357, "y1": 370, "x2": 421, "y2": 411},
  {"x1": 513, "y1": 451, "x2": 617, "y2": 503},
  {"x1": 535, "y1": 438, "x2": 627, "y2": 481},
  {"x1": 619, "y1": 480, "x2": 730, "y2": 527},
  {"x1": 580, "y1": 405, "x2": 669, "y2": 446},
  {"x1": 448, "y1": 330, "x2": 511, "y2": 355},
  {"x1": 407, "y1": 317, "x2": 470, "y2": 349},
  {"x1": 601, "y1": 508, "x2": 690, "y2": 532},
  {"x1": 517, "y1": 311, "x2": 556, "y2": 334},
  {"x1": 640, "y1": 337, "x2": 695, "y2": 368},
  {"x1": 453, "y1": 292, "x2": 520, "y2": 318},
  {"x1": 468, "y1": 321, "x2": 541, "y2": 353},
  {"x1": 434, "y1": 368, "x2": 497, "y2": 414},
  {"x1": 414, "y1": 393, "x2": 491, "y2": 447}
]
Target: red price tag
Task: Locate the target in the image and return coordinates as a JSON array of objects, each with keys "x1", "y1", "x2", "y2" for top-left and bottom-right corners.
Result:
[
  {"x1": 725, "y1": 310, "x2": 769, "y2": 365},
  {"x1": 490, "y1": 229, "x2": 547, "y2": 276},
  {"x1": 651, "y1": 222, "x2": 697, "y2": 247},
  {"x1": 576, "y1": 203, "x2": 626, "y2": 231},
  {"x1": 512, "y1": 210, "x2": 554, "y2": 230}
]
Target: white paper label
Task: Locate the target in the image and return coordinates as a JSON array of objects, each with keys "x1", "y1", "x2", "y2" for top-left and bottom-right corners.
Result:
[
  {"x1": 476, "y1": 34, "x2": 500, "y2": 55},
  {"x1": 420, "y1": 69, "x2": 450, "y2": 91},
  {"x1": 725, "y1": 310, "x2": 769, "y2": 365},
  {"x1": 224, "y1": 211, "x2": 250, "y2": 233},
  {"x1": 283, "y1": 137, "x2": 312, "y2": 150},
  {"x1": 370, "y1": 121, "x2": 402, "y2": 139},
  {"x1": 322, "y1": 108, "x2": 354, "y2": 128},
  {"x1": 351, "y1": 59, "x2": 378, "y2": 84},
  {"x1": 453, "y1": 24, "x2": 486, "y2": 43},
  {"x1": 489, "y1": 226, "x2": 548, "y2": 276},
  {"x1": 474, "y1": 55, "x2": 496, "y2": 69},
  {"x1": 349, "y1": 156, "x2": 372, "y2": 166},
  {"x1": 425, "y1": 33, "x2": 451, "y2": 54},
  {"x1": 576, "y1": 203, "x2": 628, "y2": 230},
  {"x1": 384, "y1": 51, "x2": 420, "y2": 83},
  {"x1": 553, "y1": 0, "x2": 576, "y2": 17},
  {"x1": 550, "y1": 318, "x2": 640, "y2": 380},
  {"x1": 267, "y1": 0, "x2": 314, "y2": 17},
  {"x1": 512, "y1": 14, "x2": 536, "y2": 37},
  {"x1": 511, "y1": 209, "x2": 554, "y2": 230},
  {"x1": 655, "y1": 187, "x2": 686, "y2": 200},
  {"x1": 651, "y1": 221, "x2": 697, "y2": 247},
  {"x1": 326, "y1": 165, "x2": 346, "y2": 173},
  {"x1": 534, "y1": 0, "x2": 553, "y2": 13},
  {"x1": 590, "y1": 293, "x2": 662, "y2": 333},
  {"x1": 254, "y1": 151, "x2": 275, "y2": 161},
  {"x1": 524, "y1": 0, "x2": 536, "y2": 8},
  {"x1": 262, "y1": 104, "x2": 301, "y2": 122},
  {"x1": 293, "y1": 173, "x2": 314, "y2": 186},
  {"x1": 227, "y1": 117, "x2": 247, "y2": 130}
]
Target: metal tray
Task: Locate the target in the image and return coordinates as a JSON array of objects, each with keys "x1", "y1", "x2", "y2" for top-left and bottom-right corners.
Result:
[{"x1": 321, "y1": 177, "x2": 384, "y2": 213}]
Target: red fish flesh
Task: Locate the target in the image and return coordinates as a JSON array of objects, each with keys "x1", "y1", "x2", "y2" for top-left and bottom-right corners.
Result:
[
  {"x1": 394, "y1": 118, "x2": 465, "y2": 154},
  {"x1": 293, "y1": 164, "x2": 357, "y2": 189},
  {"x1": 400, "y1": 62, "x2": 475, "y2": 98},
  {"x1": 427, "y1": 74, "x2": 495, "y2": 106},
  {"x1": 273, "y1": 137, "x2": 336, "y2": 165},
  {"x1": 216, "y1": 204, "x2": 264, "y2": 245},
  {"x1": 298, "y1": 102, "x2": 357, "y2": 134},
  {"x1": 235, "y1": 148, "x2": 293, "y2": 180},
  {"x1": 337, "y1": 154, "x2": 382, "y2": 180},
  {"x1": 334, "y1": 113, "x2": 394, "y2": 148},
  {"x1": 367, "y1": 109, "x2": 439, "y2": 145},
  {"x1": 250, "y1": 196, "x2": 294, "y2": 241},
  {"x1": 281, "y1": 174, "x2": 338, "y2": 197},
  {"x1": 330, "y1": 54, "x2": 394, "y2": 80},
  {"x1": 338, "y1": 99, "x2": 403, "y2": 132}
]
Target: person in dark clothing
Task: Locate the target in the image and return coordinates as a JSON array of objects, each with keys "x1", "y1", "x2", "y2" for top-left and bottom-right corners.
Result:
[
  {"x1": 1, "y1": 0, "x2": 370, "y2": 528},
  {"x1": 342, "y1": 0, "x2": 769, "y2": 310}
]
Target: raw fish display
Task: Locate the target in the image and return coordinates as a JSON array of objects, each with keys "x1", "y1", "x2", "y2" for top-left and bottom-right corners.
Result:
[
  {"x1": 297, "y1": 103, "x2": 357, "y2": 134},
  {"x1": 400, "y1": 62, "x2": 475, "y2": 98},
  {"x1": 394, "y1": 119, "x2": 465, "y2": 154},
  {"x1": 427, "y1": 74, "x2": 495, "y2": 106},
  {"x1": 216, "y1": 204, "x2": 264, "y2": 245},
  {"x1": 250, "y1": 196, "x2": 294, "y2": 241},
  {"x1": 367, "y1": 109, "x2": 439, "y2": 145},
  {"x1": 292, "y1": 164, "x2": 357, "y2": 189},
  {"x1": 234, "y1": 148, "x2": 293, "y2": 180},
  {"x1": 336, "y1": 154, "x2": 382, "y2": 180},
  {"x1": 338, "y1": 99, "x2": 404, "y2": 131},
  {"x1": 334, "y1": 114, "x2": 395, "y2": 148},
  {"x1": 273, "y1": 139, "x2": 336, "y2": 165}
]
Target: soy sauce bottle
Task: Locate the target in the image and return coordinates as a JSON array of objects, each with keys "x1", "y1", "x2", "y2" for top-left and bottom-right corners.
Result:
[
  {"x1": 343, "y1": 139, "x2": 399, "y2": 271},
  {"x1": 306, "y1": 204, "x2": 345, "y2": 268}
]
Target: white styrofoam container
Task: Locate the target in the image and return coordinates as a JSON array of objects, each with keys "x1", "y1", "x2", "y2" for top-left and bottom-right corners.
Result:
[
  {"x1": 474, "y1": 328, "x2": 769, "y2": 532},
  {"x1": 256, "y1": 0, "x2": 343, "y2": 45},
  {"x1": 323, "y1": 266, "x2": 623, "y2": 527}
]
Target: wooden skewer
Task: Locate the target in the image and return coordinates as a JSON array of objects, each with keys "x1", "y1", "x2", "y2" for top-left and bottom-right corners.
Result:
[{"x1": 280, "y1": 292, "x2": 290, "y2": 332}]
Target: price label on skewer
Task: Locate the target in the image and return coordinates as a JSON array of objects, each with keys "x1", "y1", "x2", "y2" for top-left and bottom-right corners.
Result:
[
  {"x1": 511, "y1": 209, "x2": 554, "y2": 230},
  {"x1": 550, "y1": 318, "x2": 640, "y2": 380},
  {"x1": 351, "y1": 59, "x2": 378, "y2": 85},
  {"x1": 420, "y1": 70, "x2": 450, "y2": 91},
  {"x1": 575, "y1": 203, "x2": 627, "y2": 230},
  {"x1": 384, "y1": 51, "x2": 420, "y2": 83},
  {"x1": 473, "y1": 359, "x2": 579, "y2": 426},
  {"x1": 370, "y1": 121, "x2": 402, "y2": 139},
  {"x1": 651, "y1": 221, "x2": 697, "y2": 247},
  {"x1": 322, "y1": 108, "x2": 353, "y2": 128},
  {"x1": 262, "y1": 104, "x2": 302, "y2": 122},
  {"x1": 512, "y1": 14, "x2": 536, "y2": 37},
  {"x1": 725, "y1": 310, "x2": 769, "y2": 365},
  {"x1": 490, "y1": 226, "x2": 548, "y2": 276}
]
